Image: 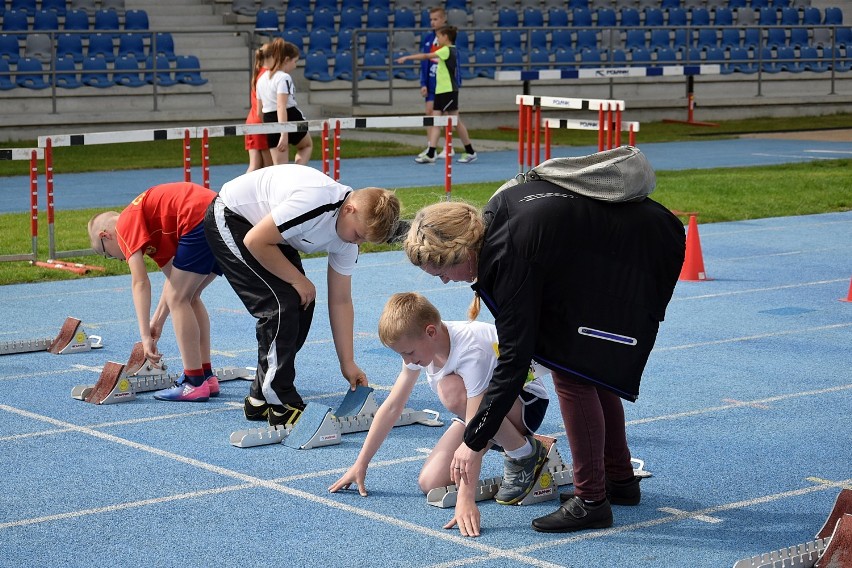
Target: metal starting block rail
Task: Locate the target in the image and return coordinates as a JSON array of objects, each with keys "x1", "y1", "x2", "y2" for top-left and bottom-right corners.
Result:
[
  {"x1": 230, "y1": 385, "x2": 444, "y2": 450},
  {"x1": 0, "y1": 317, "x2": 103, "y2": 356},
  {"x1": 70, "y1": 341, "x2": 252, "y2": 404},
  {"x1": 427, "y1": 440, "x2": 652, "y2": 508},
  {"x1": 732, "y1": 537, "x2": 831, "y2": 568}
]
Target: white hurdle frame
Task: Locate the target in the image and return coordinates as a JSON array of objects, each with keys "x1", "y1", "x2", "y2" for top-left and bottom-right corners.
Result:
[
  {"x1": 0, "y1": 148, "x2": 41, "y2": 264},
  {"x1": 516, "y1": 94, "x2": 626, "y2": 173},
  {"x1": 541, "y1": 118, "x2": 640, "y2": 162}
]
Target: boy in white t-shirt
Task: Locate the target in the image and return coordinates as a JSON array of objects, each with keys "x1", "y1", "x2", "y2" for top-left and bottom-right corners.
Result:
[{"x1": 329, "y1": 292, "x2": 550, "y2": 538}]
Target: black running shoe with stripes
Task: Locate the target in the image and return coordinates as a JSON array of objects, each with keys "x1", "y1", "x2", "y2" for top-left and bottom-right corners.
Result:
[
  {"x1": 243, "y1": 396, "x2": 271, "y2": 421},
  {"x1": 268, "y1": 402, "x2": 306, "y2": 427}
]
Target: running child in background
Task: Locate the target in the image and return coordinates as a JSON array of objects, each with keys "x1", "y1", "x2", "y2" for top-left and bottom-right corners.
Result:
[
  {"x1": 245, "y1": 44, "x2": 271, "y2": 172},
  {"x1": 87, "y1": 182, "x2": 222, "y2": 402},
  {"x1": 329, "y1": 292, "x2": 550, "y2": 538}
]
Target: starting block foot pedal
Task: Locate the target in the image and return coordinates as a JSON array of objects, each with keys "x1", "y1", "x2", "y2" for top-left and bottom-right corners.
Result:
[
  {"x1": 1, "y1": 316, "x2": 102, "y2": 356},
  {"x1": 83, "y1": 362, "x2": 130, "y2": 404},
  {"x1": 817, "y1": 488, "x2": 852, "y2": 539},
  {"x1": 732, "y1": 537, "x2": 831, "y2": 568},
  {"x1": 283, "y1": 403, "x2": 340, "y2": 449},
  {"x1": 815, "y1": 513, "x2": 852, "y2": 568}
]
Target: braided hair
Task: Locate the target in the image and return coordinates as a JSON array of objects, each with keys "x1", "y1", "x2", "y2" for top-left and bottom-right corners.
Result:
[{"x1": 403, "y1": 201, "x2": 486, "y2": 319}]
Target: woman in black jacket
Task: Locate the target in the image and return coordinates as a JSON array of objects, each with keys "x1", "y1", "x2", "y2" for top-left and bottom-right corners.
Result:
[{"x1": 403, "y1": 147, "x2": 685, "y2": 536}]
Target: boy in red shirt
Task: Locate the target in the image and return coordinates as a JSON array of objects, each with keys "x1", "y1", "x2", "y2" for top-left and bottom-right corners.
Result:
[{"x1": 88, "y1": 182, "x2": 222, "y2": 402}]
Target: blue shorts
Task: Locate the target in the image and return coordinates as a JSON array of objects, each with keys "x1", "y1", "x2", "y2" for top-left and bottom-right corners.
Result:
[{"x1": 173, "y1": 222, "x2": 222, "y2": 276}]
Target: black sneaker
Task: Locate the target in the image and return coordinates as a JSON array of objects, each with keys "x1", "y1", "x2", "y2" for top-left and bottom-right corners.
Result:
[
  {"x1": 559, "y1": 475, "x2": 641, "y2": 506},
  {"x1": 531, "y1": 496, "x2": 613, "y2": 533},
  {"x1": 268, "y1": 402, "x2": 306, "y2": 427},
  {"x1": 243, "y1": 396, "x2": 271, "y2": 421}
]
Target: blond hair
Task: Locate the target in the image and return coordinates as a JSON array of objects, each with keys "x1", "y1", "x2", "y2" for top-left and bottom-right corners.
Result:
[
  {"x1": 378, "y1": 292, "x2": 442, "y2": 347},
  {"x1": 403, "y1": 201, "x2": 486, "y2": 320},
  {"x1": 87, "y1": 211, "x2": 119, "y2": 251},
  {"x1": 351, "y1": 187, "x2": 401, "y2": 243}
]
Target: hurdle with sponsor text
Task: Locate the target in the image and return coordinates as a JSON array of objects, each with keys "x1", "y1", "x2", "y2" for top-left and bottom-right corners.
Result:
[{"x1": 0, "y1": 148, "x2": 41, "y2": 266}]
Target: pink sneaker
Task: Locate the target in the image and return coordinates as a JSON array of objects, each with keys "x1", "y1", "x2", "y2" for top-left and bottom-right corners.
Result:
[
  {"x1": 153, "y1": 376, "x2": 210, "y2": 402},
  {"x1": 206, "y1": 375, "x2": 220, "y2": 397}
]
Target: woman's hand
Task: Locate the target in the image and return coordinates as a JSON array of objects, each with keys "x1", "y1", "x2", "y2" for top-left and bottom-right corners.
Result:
[
  {"x1": 443, "y1": 500, "x2": 481, "y2": 537},
  {"x1": 329, "y1": 464, "x2": 369, "y2": 496}
]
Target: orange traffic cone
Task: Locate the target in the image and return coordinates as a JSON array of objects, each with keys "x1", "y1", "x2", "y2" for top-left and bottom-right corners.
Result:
[
  {"x1": 841, "y1": 277, "x2": 852, "y2": 303},
  {"x1": 679, "y1": 214, "x2": 712, "y2": 282}
]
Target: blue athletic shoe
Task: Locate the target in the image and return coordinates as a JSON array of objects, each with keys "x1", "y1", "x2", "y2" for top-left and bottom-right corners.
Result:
[{"x1": 153, "y1": 376, "x2": 210, "y2": 402}]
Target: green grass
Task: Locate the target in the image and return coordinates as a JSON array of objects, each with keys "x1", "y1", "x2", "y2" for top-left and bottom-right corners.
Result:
[{"x1": 1, "y1": 114, "x2": 850, "y2": 286}]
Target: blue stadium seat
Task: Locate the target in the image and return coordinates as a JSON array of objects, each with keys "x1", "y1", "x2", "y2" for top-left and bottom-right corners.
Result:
[
  {"x1": 0, "y1": 34, "x2": 20, "y2": 65},
  {"x1": 114, "y1": 53, "x2": 146, "y2": 86},
  {"x1": 152, "y1": 32, "x2": 176, "y2": 62},
  {"x1": 553, "y1": 46, "x2": 577, "y2": 68},
  {"x1": 704, "y1": 46, "x2": 727, "y2": 67},
  {"x1": 548, "y1": 7, "x2": 569, "y2": 27},
  {"x1": 610, "y1": 48, "x2": 628, "y2": 65},
  {"x1": 696, "y1": 27, "x2": 718, "y2": 48},
  {"x1": 87, "y1": 33, "x2": 116, "y2": 62},
  {"x1": 54, "y1": 55, "x2": 82, "y2": 88},
  {"x1": 63, "y1": 9, "x2": 91, "y2": 37},
  {"x1": 2, "y1": 10, "x2": 29, "y2": 40},
  {"x1": 500, "y1": 29, "x2": 522, "y2": 50},
  {"x1": 776, "y1": 45, "x2": 802, "y2": 71},
  {"x1": 757, "y1": 46, "x2": 780, "y2": 72},
  {"x1": 650, "y1": 29, "x2": 671, "y2": 50},
  {"x1": 175, "y1": 54, "x2": 208, "y2": 85},
  {"x1": 0, "y1": 59, "x2": 15, "y2": 90},
  {"x1": 523, "y1": 6, "x2": 544, "y2": 27},
  {"x1": 124, "y1": 9, "x2": 150, "y2": 38},
  {"x1": 572, "y1": 7, "x2": 592, "y2": 27},
  {"x1": 282, "y1": 8, "x2": 307, "y2": 33},
  {"x1": 33, "y1": 10, "x2": 60, "y2": 31},
  {"x1": 757, "y1": 6, "x2": 777, "y2": 25},
  {"x1": 10, "y1": 0, "x2": 36, "y2": 17},
  {"x1": 309, "y1": 28, "x2": 333, "y2": 53},
  {"x1": 281, "y1": 28, "x2": 305, "y2": 52},
  {"x1": 743, "y1": 27, "x2": 761, "y2": 48},
  {"x1": 82, "y1": 55, "x2": 113, "y2": 87},
  {"x1": 55, "y1": 34, "x2": 83, "y2": 64},
  {"x1": 713, "y1": 6, "x2": 733, "y2": 25},
  {"x1": 823, "y1": 6, "x2": 843, "y2": 25},
  {"x1": 655, "y1": 46, "x2": 679, "y2": 66},
  {"x1": 117, "y1": 33, "x2": 145, "y2": 60},
  {"x1": 625, "y1": 29, "x2": 647, "y2": 50},
  {"x1": 801, "y1": 6, "x2": 821, "y2": 25},
  {"x1": 750, "y1": 0, "x2": 769, "y2": 8},
  {"x1": 530, "y1": 29, "x2": 548, "y2": 52},
  {"x1": 668, "y1": 7, "x2": 688, "y2": 25},
  {"x1": 575, "y1": 29, "x2": 598, "y2": 51},
  {"x1": 788, "y1": 27, "x2": 809, "y2": 48},
  {"x1": 780, "y1": 6, "x2": 799, "y2": 24},
  {"x1": 631, "y1": 46, "x2": 653, "y2": 65},
  {"x1": 501, "y1": 46, "x2": 524, "y2": 70},
  {"x1": 617, "y1": 7, "x2": 638, "y2": 27},
  {"x1": 393, "y1": 7, "x2": 416, "y2": 28},
  {"x1": 312, "y1": 7, "x2": 336, "y2": 32},
  {"x1": 362, "y1": 48, "x2": 388, "y2": 80},
  {"x1": 728, "y1": 46, "x2": 757, "y2": 72},
  {"x1": 94, "y1": 8, "x2": 120, "y2": 39},
  {"x1": 596, "y1": 7, "x2": 616, "y2": 26},
  {"x1": 821, "y1": 45, "x2": 845, "y2": 70},
  {"x1": 339, "y1": 6, "x2": 364, "y2": 30},
  {"x1": 568, "y1": 0, "x2": 589, "y2": 8},
  {"x1": 580, "y1": 47, "x2": 603, "y2": 67},
  {"x1": 366, "y1": 6, "x2": 389, "y2": 28},
  {"x1": 661, "y1": 0, "x2": 681, "y2": 8},
  {"x1": 256, "y1": 9, "x2": 281, "y2": 32},
  {"x1": 303, "y1": 50, "x2": 332, "y2": 81},
  {"x1": 800, "y1": 44, "x2": 828, "y2": 71},
  {"x1": 530, "y1": 46, "x2": 551, "y2": 68},
  {"x1": 41, "y1": 0, "x2": 67, "y2": 17},
  {"x1": 673, "y1": 28, "x2": 691, "y2": 51},
  {"x1": 766, "y1": 27, "x2": 786, "y2": 48},
  {"x1": 332, "y1": 49, "x2": 353, "y2": 80},
  {"x1": 473, "y1": 30, "x2": 496, "y2": 50},
  {"x1": 836, "y1": 27, "x2": 852, "y2": 48},
  {"x1": 392, "y1": 48, "x2": 418, "y2": 80},
  {"x1": 364, "y1": 31, "x2": 387, "y2": 51},
  {"x1": 643, "y1": 7, "x2": 664, "y2": 26},
  {"x1": 445, "y1": 0, "x2": 466, "y2": 10},
  {"x1": 690, "y1": 7, "x2": 710, "y2": 25},
  {"x1": 474, "y1": 46, "x2": 497, "y2": 78},
  {"x1": 683, "y1": 46, "x2": 703, "y2": 63},
  {"x1": 145, "y1": 53, "x2": 176, "y2": 85},
  {"x1": 69, "y1": 0, "x2": 97, "y2": 15},
  {"x1": 497, "y1": 7, "x2": 519, "y2": 27},
  {"x1": 727, "y1": 0, "x2": 747, "y2": 8},
  {"x1": 720, "y1": 27, "x2": 741, "y2": 48},
  {"x1": 550, "y1": 29, "x2": 572, "y2": 52},
  {"x1": 16, "y1": 57, "x2": 50, "y2": 89}
]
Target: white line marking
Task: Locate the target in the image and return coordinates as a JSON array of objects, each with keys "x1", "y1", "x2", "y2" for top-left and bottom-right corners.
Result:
[
  {"x1": 0, "y1": 404, "x2": 562, "y2": 568},
  {"x1": 655, "y1": 323, "x2": 851, "y2": 351},
  {"x1": 675, "y1": 279, "x2": 849, "y2": 301},
  {"x1": 658, "y1": 507, "x2": 723, "y2": 523},
  {"x1": 752, "y1": 152, "x2": 836, "y2": 160},
  {"x1": 805, "y1": 149, "x2": 852, "y2": 154}
]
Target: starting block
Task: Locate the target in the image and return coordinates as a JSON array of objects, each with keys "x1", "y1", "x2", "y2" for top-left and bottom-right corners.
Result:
[
  {"x1": 230, "y1": 385, "x2": 444, "y2": 449},
  {"x1": 732, "y1": 537, "x2": 831, "y2": 568},
  {"x1": 0, "y1": 317, "x2": 103, "y2": 356},
  {"x1": 71, "y1": 341, "x2": 253, "y2": 404},
  {"x1": 426, "y1": 438, "x2": 653, "y2": 508}
]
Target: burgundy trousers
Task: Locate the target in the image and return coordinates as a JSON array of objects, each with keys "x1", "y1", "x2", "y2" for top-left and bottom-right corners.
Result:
[{"x1": 552, "y1": 370, "x2": 635, "y2": 501}]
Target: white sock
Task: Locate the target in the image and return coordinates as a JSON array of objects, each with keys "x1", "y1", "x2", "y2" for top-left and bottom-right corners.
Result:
[
  {"x1": 505, "y1": 438, "x2": 533, "y2": 459},
  {"x1": 248, "y1": 396, "x2": 266, "y2": 406}
]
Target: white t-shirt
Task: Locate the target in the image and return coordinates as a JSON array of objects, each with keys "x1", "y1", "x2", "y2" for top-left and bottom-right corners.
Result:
[
  {"x1": 219, "y1": 164, "x2": 358, "y2": 276},
  {"x1": 406, "y1": 320, "x2": 549, "y2": 401},
  {"x1": 256, "y1": 69, "x2": 298, "y2": 113}
]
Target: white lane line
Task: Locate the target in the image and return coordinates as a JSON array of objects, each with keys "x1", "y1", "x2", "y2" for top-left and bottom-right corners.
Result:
[
  {"x1": 655, "y1": 323, "x2": 851, "y2": 352},
  {"x1": 0, "y1": 404, "x2": 562, "y2": 568},
  {"x1": 675, "y1": 279, "x2": 849, "y2": 301},
  {"x1": 657, "y1": 507, "x2": 723, "y2": 523}
]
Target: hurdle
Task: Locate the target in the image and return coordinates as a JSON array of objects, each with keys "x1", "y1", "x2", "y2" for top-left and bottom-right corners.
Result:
[
  {"x1": 230, "y1": 385, "x2": 444, "y2": 449},
  {"x1": 0, "y1": 148, "x2": 40, "y2": 266},
  {"x1": 320, "y1": 116, "x2": 457, "y2": 200},
  {"x1": 541, "y1": 118, "x2": 640, "y2": 162},
  {"x1": 71, "y1": 341, "x2": 253, "y2": 404},
  {"x1": 515, "y1": 94, "x2": 626, "y2": 173},
  {"x1": 0, "y1": 316, "x2": 103, "y2": 356}
]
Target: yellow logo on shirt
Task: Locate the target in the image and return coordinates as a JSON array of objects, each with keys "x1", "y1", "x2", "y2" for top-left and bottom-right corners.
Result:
[{"x1": 131, "y1": 191, "x2": 147, "y2": 206}]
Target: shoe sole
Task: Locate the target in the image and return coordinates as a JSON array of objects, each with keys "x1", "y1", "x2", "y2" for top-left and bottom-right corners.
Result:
[
  {"x1": 154, "y1": 395, "x2": 209, "y2": 402},
  {"x1": 531, "y1": 517, "x2": 613, "y2": 533},
  {"x1": 559, "y1": 493, "x2": 640, "y2": 506},
  {"x1": 494, "y1": 447, "x2": 549, "y2": 506}
]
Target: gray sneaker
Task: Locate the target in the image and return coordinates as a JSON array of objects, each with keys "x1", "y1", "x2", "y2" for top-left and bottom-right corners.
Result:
[{"x1": 494, "y1": 436, "x2": 548, "y2": 505}]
